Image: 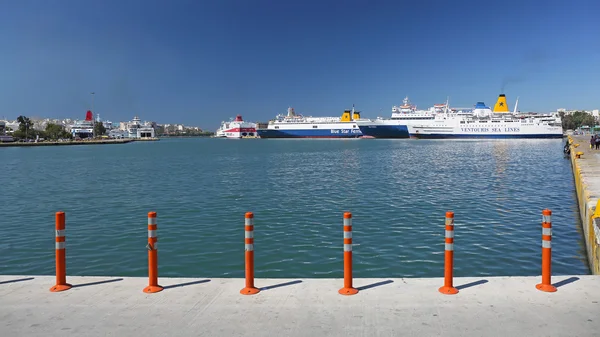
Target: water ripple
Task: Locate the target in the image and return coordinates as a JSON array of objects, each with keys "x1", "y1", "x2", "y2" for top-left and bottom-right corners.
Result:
[{"x1": 0, "y1": 138, "x2": 589, "y2": 278}]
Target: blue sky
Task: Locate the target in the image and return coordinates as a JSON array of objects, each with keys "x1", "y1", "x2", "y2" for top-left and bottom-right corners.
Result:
[{"x1": 0, "y1": 0, "x2": 598, "y2": 129}]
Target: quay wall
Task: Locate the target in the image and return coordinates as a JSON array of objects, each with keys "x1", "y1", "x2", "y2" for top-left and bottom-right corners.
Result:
[
  {"x1": 0, "y1": 139, "x2": 134, "y2": 147},
  {"x1": 568, "y1": 135, "x2": 600, "y2": 274}
]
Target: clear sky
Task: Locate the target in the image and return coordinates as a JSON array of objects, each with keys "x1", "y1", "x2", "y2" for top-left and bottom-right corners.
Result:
[{"x1": 0, "y1": 0, "x2": 598, "y2": 129}]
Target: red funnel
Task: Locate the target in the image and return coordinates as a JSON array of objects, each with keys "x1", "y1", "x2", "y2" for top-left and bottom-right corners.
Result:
[{"x1": 85, "y1": 110, "x2": 93, "y2": 121}]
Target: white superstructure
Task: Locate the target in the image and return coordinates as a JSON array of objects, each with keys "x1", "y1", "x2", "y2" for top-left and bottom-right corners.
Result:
[
  {"x1": 409, "y1": 95, "x2": 563, "y2": 139},
  {"x1": 356, "y1": 97, "x2": 448, "y2": 138},
  {"x1": 126, "y1": 116, "x2": 155, "y2": 139},
  {"x1": 256, "y1": 107, "x2": 362, "y2": 138}
]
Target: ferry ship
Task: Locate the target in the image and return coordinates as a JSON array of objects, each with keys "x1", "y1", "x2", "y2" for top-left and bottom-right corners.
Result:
[
  {"x1": 70, "y1": 110, "x2": 95, "y2": 139},
  {"x1": 256, "y1": 107, "x2": 362, "y2": 138},
  {"x1": 215, "y1": 115, "x2": 257, "y2": 139},
  {"x1": 355, "y1": 97, "x2": 447, "y2": 138},
  {"x1": 409, "y1": 94, "x2": 564, "y2": 139}
]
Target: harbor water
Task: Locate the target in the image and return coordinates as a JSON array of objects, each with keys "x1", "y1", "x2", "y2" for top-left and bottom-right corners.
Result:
[{"x1": 0, "y1": 138, "x2": 590, "y2": 278}]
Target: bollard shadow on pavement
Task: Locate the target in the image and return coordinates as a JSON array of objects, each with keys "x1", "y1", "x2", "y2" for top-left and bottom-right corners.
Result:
[
  {"x1": 163, "y1": 279, "x2": 211, "y2": 289},
  {"x1": 72, "y1": 278, "x2": 124, "y2": 288},
  {"x1": 455, "y1": 279, "x2": 488, "y2": 290},
  {"x1": 260, "y1": 280, "x2": 302, "y2": 291},
  {"x1": 356, "y1": 280, "x2": 394, "y2": 291},
  {"x1": 0, "y1": 277, "x2": 35, "y2": 285},
  {"x1": 552, "y1": 276, "x2": 580, "y2": 288}
]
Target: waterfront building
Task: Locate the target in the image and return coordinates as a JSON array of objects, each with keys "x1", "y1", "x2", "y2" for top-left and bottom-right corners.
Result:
[
  {"x1": 124, "y1": 116, "x2": 155, "y2": 139},
  {"x1": 108, "y1": 129, "x2": 128, "y2": 139},
  {"x1": 2, "y1": 120, "x2": 19, "y2": 133}
]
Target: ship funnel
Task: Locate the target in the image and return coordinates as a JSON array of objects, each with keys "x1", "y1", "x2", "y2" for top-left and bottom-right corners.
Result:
[
  {"x1": 287, "y1": 107, "x2": 295, "y2": 117},
  {"x1": 493, "y1": 94, "x2": 510, "y2": 113},
  {"x1": 341, "y1": 109, "x2": 352, "y2": 122},
  {"x1": 351, "y1": 104, "x2": 360, "y2": 120},
  {"x1": 85, "y1": 110, "x2": 93, "y2": 121}
]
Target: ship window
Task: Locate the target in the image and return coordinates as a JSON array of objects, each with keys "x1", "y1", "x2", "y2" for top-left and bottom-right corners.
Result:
[
  {"x1": 313, "y1": 125, "x2": 318, "y2": 128},
  {"x1": 353, "y1": 125, "x2": 357, "y2": 128},
  {"x1": 275, "y1": 126, "x2": 279, "y2": 129},
  {"x1": 460, "y1": 121, "x2": 465, "y2": 124}
]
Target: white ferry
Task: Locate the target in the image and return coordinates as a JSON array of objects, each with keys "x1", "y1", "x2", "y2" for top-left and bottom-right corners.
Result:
[
  {"x1": 355, "y1": 97, "x2": 447, "y2": 138},
  {"x1": 256, "y1": 107, "x2": 362, "y2": 138},
  {"x1": 215, "y1": 115, "x2": 257, "y2": 139},
  {"x1": 409, "y1": 94, "x2": 563, "y2": 139},
  {"x1": 70, "y1": 110, "x2": 95, "y2": 138}
]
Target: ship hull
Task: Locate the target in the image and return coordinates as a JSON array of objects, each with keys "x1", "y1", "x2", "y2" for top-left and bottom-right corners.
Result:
[
  {"x1": 412, "y1": 133, "x2": 564, "y2": 139},
  {"x1": 409, "y1": 124, "x2": 564, "y2": 139},
  {"x1": 257, "y1": 128, "x2": 362, "y2": 138},
  {"x1": 356, "y1": 125, "x2": 410, "y2": 138}
]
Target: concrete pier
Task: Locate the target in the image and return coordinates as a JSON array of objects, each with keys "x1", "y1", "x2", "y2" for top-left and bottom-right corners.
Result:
[
  {"x1": 568, "y1": 135, "x2": 600, "y2": 274},
  {"x1": 1, "y1": 275, "x2": 599, "y2": 336},
  {"x1": 0, "y1": 139, "x2": 133, "y2": 147}
]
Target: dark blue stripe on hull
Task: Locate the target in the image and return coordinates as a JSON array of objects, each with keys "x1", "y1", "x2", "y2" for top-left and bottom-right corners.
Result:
[
  {"x1": 413, "y1": 134, "x2": 565, "y2": 139},
  {"x1": 257, "y1": 129, "x2": 362, "y2": 138},
  {"x1": 357, "y1": 125, "x2": 409, "y2": 138}
]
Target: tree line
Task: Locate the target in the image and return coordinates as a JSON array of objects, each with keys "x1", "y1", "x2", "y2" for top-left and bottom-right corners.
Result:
[
  {"x1": 8, "y1": 116, "x2": 73, "y2": 140},
  {"x1": 559, "y1": 111, "x2": 597, "y2": 131},
  {"x1": 8, "y1": 115, "x2": 107, "y2": 141}
]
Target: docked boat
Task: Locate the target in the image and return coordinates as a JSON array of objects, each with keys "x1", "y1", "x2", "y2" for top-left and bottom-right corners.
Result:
[
  {"x1": 256, "y1": 107, "x2": 362, "y2": 138},
  {"x1": 70, "y1": 110, "x2": 95, "y2": 139},
  {"x1": 215, "y1": 115, "x2": 257, "y2": 139},
  {"x1": 409, "y1": 94, "x2": 564, "y2": 139},
  {"x1": 355, "y1": 97, "x2": 447, "y2": 138}
]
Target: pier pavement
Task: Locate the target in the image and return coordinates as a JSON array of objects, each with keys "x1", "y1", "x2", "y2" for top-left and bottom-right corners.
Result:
[
  {"x1": 569, "y1": 135, "x2": 600, "y2": 274},
  {"x1": 1, "y1": 275, "x2": 598, "y2": 336}
]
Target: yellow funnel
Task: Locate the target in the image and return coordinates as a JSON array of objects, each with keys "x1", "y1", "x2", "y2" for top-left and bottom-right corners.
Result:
[
  {"x1": 493, "y1": 94, "x2": 510, "y2": 113},
  {"x1": 353, "y1": 111, "x2": 360, "y2": 120},
  {"x1": 340, "y1": 110, "x2": 352, "y2": 122}
]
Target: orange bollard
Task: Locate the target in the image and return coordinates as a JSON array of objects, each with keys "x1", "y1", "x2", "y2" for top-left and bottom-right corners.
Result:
[
  {"x1": 50, "y1": 211, "x2": 72, "y2": 292},
  {"x1": 241, "y1": 212, "x2": 260, "y2": 295},
  {"x1": 439, "y1": 211, "x2": 458, "y2": 295},
  {"x1": 143, "y1": 212, "x2": 163, "y2": 293},
  {"x1": 536, "y1": 209, "x2": 557, "y2": 292},
  {"x1": 339, "y1": 212, "x2": 358, "y2": 295}
]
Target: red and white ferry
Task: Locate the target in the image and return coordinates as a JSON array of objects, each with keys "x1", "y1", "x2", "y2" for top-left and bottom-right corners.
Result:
[{"x1": 215, "y1": 115, "x2": 258, "y2": 138}]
